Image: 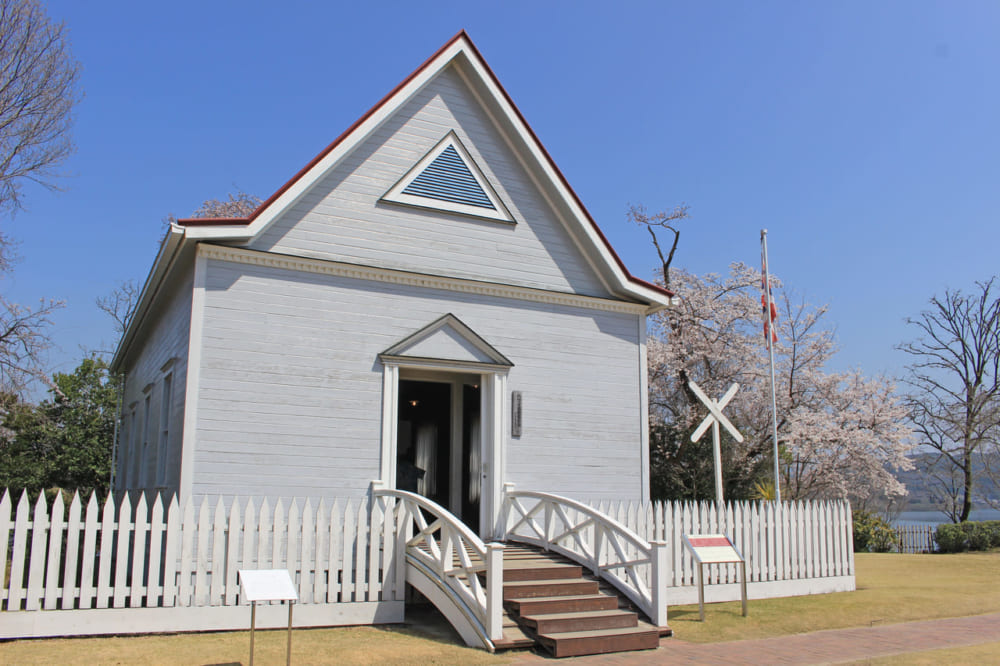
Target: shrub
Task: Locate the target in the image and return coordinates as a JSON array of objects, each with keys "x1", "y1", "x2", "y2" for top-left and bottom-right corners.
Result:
[
  {"x1": 853, "y1": 510, "x2": 898, "y2": 553},
  {"x1": 934, "y1": 520, "x2": 1000, "y2": 553}
]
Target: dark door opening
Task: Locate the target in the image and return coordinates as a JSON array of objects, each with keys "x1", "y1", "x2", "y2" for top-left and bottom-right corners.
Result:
[
  {"x1": 462, "y1": 383, "x2": 481, "y2": 534},
  {"x1": 396, "y1": 378, "x2": 481, "y2": 533}
]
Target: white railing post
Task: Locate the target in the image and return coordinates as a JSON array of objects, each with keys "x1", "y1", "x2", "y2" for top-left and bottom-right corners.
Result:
[
  {"x1": 485, "y1": 542, "x2": 505, "y2": 641},
  {"x1": 650, "y1": 540, "x2": 669, "y2": 627},
  {"x1": 500, "y1": 482, "x2": 515, "y2": 541}
]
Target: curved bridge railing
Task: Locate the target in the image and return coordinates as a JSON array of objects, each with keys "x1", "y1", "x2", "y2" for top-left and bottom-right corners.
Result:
[
  {"x1": 372, "y1": 487, "x2": 503, "y2": 649},
  {"x1": 501, "y1": 487, "x2": 669, "y2": 627}
]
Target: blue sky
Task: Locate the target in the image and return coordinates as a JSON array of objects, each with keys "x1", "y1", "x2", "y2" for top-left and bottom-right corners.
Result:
[{"x1": 6, "y1": 1, "x2": 999, "y2": 388}]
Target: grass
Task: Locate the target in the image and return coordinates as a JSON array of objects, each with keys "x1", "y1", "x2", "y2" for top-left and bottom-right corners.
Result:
[
  {"x1": 0, "y1": 624, "x2": 511, "y2": 666},
  {"x1": 667, "y1": 551, "x2": 1000, "y2": 643},
  {"x1": 0, "y1": 551, "x2": 997, "y2": 664}
]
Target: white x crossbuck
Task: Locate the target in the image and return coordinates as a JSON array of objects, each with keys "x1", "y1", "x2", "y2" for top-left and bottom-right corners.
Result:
[{"x1": 689, "y1": 381, "x2": 744, "y2": 504}]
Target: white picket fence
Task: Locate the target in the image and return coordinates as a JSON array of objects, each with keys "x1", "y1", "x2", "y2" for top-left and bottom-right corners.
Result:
[
  {"x1": 588, "y1": 498, "x2": 855, "y2": 604},
  {"x1": 2, "y1": 489, "x2": 855, "y2": 639},
  {"x1": 0, "y1": 489, "x2": 404, "y2": 638}
]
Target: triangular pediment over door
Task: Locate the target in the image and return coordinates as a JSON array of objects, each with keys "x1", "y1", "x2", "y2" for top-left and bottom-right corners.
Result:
[{"x1": 379, "y1": 313, "x2": 513, "y2": 371}]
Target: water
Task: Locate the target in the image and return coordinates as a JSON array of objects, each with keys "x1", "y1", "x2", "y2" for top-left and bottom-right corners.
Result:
[{"x1": 893, "y1": 508, "x2": 1000, "y2": 527}]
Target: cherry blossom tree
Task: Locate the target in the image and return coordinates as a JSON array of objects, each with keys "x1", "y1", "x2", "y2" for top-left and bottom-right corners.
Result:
[{"x1": 647, "y1": 262, "x2": 913, "y2": 504}]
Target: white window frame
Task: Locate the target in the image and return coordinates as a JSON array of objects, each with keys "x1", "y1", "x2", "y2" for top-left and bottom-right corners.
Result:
[
  {"x1": 140, "y1": 387, "x2": 153, "y2": 488},
  {"x1": 157, "y1": 372, "x2": 173, "y2": 488},
  {"x1": 127, "y1": 403, "x2": 139, "y2": 489}
]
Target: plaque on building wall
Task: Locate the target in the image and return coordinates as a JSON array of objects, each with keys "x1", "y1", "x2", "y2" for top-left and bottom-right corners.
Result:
[{"x1": 511, "y1": 391, "x2": 523, "y2": 437}]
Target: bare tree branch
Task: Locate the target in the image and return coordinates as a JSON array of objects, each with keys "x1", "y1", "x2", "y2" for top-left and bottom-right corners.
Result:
[
  {"x1": 898, "y1": 277, "x2": 1000, "y2": 522},
  {"x1": 627, "y1": 203, "x2": 689, "y2": 289},
  {"x1": 0, "y1": 0, "x2": 82, "y2": 214},
  {"x1": 95, "y1": 279, "x2": 138, "y2": 335}
]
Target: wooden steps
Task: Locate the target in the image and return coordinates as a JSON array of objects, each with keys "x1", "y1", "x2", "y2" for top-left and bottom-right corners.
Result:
[
  {"x1": 496, "y1": 543, "x2": 664, "y2": 658},
  {"x1": 535, "y1": 624, "x2": 661, "y2": 658},
  {"x1": 520, "y1": 608, "x2": 638, "y2": 634}
]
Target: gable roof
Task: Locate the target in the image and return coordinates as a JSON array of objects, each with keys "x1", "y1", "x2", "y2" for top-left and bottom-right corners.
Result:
[
  {"x1": 175, "y1": 30, "x2": 672, "y2": 307},
  {"x1": 113, "y1": 31, "x2": 673, "y2": 373}
]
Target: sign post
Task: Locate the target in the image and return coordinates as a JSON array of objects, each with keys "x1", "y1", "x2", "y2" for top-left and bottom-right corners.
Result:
[
  {"x1": 238, "y1": 569, "x2": 299, "y2": 666},
  {"x1": 683, "y1": 534, "x2": 747, "y2": 621},
  {"x1": 689, "y1": 381, "x2": 744, "y2": 504}
]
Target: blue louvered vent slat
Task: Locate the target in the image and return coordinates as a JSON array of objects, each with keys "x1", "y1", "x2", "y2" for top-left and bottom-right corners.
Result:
[{"x1": 402, "y1": 145, "x2": 496, "y2": 209}]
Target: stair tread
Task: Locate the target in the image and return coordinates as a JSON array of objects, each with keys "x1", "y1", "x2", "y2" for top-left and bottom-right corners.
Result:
[
  {"x1": 522, "y1": 609, "x2": 635, "y2": 621},
  {"x1": 539, "y1": 625, "x2": 660, "y2": 640},
  {"x1": 507, "y1": 593, "x2": 614, "y2": 603},
  {"x1": 505, "y1": 578, "x2": 595, "y2": 586}
]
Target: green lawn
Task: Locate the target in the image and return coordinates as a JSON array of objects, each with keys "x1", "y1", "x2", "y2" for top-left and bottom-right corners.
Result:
[
  {"x1": 668, "y1": 551, "x2": 1000, "y2": 643},
  {"x1": 0, "y1": 551, "x2": 997, "y2": 664}
]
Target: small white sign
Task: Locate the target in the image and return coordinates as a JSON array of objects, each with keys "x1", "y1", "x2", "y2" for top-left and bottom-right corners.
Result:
[
  {"x1": 239, "y1": 569, "x2": 299, "y2": 603},
  {"x1": 683, "y1": 534, "x2": 743, "y2": 564},
  {"x1": 682, "y1": 534, "x2": 748, "y2": 621}
]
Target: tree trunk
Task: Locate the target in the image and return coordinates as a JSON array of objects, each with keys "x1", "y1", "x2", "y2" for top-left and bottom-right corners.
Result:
[{"x1": 961, "y1": 439, "x2": 974, "y2": 522}]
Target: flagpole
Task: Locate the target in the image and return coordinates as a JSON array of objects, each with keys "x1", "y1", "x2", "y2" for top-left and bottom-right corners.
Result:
[{"x1": 761, "y1": 229, "x2": 782, "y2": 502}]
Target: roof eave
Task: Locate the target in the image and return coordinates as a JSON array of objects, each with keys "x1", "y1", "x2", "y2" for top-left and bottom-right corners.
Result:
[{"x1": 110, "y1": 225, "x2": 187, "y2": 373}]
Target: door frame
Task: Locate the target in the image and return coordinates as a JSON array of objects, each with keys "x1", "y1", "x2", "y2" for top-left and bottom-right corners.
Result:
[{"x1": 378, "y1": 359, "x2": 509, "y2": 539}]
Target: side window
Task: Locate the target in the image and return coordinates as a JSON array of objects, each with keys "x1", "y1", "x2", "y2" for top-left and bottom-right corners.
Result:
[
  {"x1": 118, "y1": 412, "x2": 129, "y2": 491},
  {"x1": 127, "y1": 404, "x2": 139, "y2": 488},
  {"x1": 157, "y1": 373, "x2": 173, "y2": 487},
  {"x1": 141, "y1": 391, "x2": 153, "y2": 488}
]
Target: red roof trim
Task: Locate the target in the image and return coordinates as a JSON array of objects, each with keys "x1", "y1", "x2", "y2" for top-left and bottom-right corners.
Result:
[
  {"x1": 175, "y1": 30, "x2": 673, "y2": 301},
  {"x1": 456, "y1": 37, "x2": 673, "y2": 300},
  {"x1": 177, "y1": 216, "x2": 252, "y2": 227}
]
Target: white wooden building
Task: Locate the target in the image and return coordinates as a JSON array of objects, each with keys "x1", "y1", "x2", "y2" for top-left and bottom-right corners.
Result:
[
  {"x1": 5, "y1": 34, "x2": 856, "y2": 653},
  {"x1": 111, "y1": 31, "x2": 673, "y2": 539}
]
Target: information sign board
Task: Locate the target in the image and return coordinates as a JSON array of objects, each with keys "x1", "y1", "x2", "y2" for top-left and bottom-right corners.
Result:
[
  {"x1": 238, "y1": 569, "x2": 298, "y2": 665},
  {"x1": 682, "y1": 534, "x2": 747, "y2": 621}
]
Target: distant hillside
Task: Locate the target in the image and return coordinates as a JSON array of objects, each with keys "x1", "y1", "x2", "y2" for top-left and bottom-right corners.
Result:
[{"x1": 896, "y1": 452, "x2": 999, "y2": 511}]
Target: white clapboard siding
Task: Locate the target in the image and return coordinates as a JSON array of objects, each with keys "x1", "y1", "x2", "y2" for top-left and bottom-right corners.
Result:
[
  {"x1": 0, "y1": 491, "x2": 400, "y2": 637},
  {"x1": 588, "y1": 499, "x2": 855, "y2": 596},
  {"x1": 195, "y1": 256, "x2": 644, "y2": 504}
]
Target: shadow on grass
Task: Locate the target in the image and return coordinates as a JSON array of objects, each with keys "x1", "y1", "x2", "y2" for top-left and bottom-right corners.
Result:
[{"x1": 373, "y1": 603, "x2": 467, "y2": 647}]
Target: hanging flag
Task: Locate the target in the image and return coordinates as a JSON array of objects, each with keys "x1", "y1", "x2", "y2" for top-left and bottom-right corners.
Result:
[{"x1": 761, "y1": 243, "x2": 778, "y2": 346}]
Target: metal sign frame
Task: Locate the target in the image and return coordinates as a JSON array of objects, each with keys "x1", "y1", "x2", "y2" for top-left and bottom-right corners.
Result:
[
  {"x1": 682, "y1": 534, "x2": 748, "y2": 621},
  {"x1": 238, "y1": 569, "x2": 299, "y2": 665}
]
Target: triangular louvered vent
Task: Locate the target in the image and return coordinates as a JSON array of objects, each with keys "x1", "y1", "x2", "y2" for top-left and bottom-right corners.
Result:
[{"x1": 382, "y1": 131, "x2": 514, "y2": 223}]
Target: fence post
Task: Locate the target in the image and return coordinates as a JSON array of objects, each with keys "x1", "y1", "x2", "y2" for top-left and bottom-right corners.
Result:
[
  {"x1": 486, "y1": 542, "x2": 505, "y2": 641},
  {"x1": 650, "y1": 540, "x2": 669, "y2": 627}
]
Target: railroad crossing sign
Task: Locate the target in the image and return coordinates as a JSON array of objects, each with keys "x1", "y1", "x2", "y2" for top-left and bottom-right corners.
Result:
[{"x1": 689, "y1": 381, "x2": 744, "y2": 504}]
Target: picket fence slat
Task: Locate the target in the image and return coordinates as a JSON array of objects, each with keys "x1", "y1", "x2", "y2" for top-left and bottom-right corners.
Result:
[
  {"x1": 332, "y1": 498, "x2": 345, "y2": 602},
  {"x1": 210, "y1": 498, "x2": 226, "y2": 606},
  {"x1": 224, "y1": 499, "x2": 240, "y2": 606},
  {"x1": 162, "y1": 495, "x2": 180, "y2": 607},
  {"x1": 130, "y1": 495, "x2": 149, "y2": 608},
  {"x1": 62, "y1": 494, "x2": 82, "y2": 610},
  {"x1": 43, "y1": 493, "x2": 65, "y2": 610},
  {"x1": 148, "y1": 495, "x2": 165, "y2": 607}
]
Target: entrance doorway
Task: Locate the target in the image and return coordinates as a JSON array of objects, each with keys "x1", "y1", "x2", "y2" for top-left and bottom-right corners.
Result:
[{"x1": 396, "y1": 377, "x2": 482, "y2": 533}]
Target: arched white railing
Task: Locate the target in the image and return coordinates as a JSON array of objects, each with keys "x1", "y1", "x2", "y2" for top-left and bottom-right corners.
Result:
[
  {"x1": 372, "y1": 487, "x2": 503, "y2": 649},
  {"x1": 501, "y1": 487, "x2": 669, "y2": 627}
]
